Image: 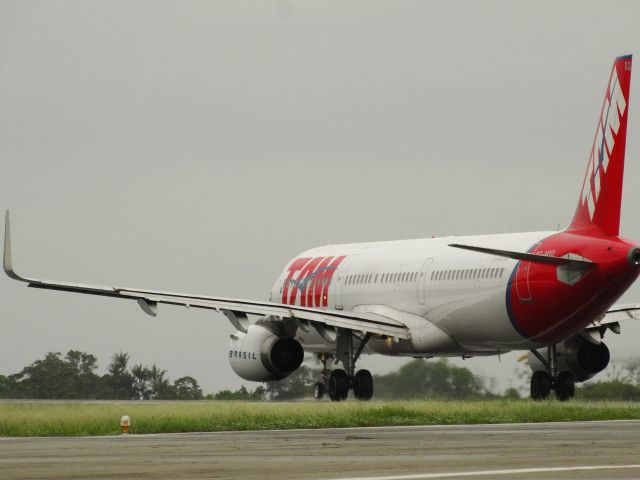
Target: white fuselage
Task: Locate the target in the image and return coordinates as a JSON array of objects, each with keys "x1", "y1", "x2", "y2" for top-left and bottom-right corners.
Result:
[{"x1": 270, "y1": 231, "x2": 553, "y2": 358}]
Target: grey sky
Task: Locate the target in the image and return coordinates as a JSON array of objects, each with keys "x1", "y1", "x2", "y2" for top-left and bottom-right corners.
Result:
[{"x1": 2, "y1": 1, "x2": 640, "y2": 394}]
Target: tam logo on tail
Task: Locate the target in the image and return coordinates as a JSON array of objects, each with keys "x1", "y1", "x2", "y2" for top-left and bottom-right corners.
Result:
[{"x1": 570, "y1": 55, "x2": 632, "y2": 236}]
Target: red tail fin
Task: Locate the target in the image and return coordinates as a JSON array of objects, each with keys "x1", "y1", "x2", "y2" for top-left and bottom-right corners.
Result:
[{"x1": 569, "y1": 55, "x2": 632, "y2": 236}]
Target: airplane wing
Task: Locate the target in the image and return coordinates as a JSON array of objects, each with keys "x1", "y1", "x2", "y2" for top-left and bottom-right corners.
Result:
[
  {"x1": 600, "y1": 303, "x2": 640, "y2": 322},
  {"x1": 579, "y1": 303, "x2": 640, "y2": 343},
  {"x1": 3, "y1": 211, "x2": 409, "y2": 340}
]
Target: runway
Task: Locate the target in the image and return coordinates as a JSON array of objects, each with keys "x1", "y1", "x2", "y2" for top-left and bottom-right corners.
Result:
[{"x1": 1, "y1": 420, "x2": 640, "y2": 479}]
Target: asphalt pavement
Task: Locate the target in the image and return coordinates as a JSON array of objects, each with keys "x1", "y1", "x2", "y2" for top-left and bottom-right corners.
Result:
[{"x1": 1, "y1": 420, "x2": 639, "y2": 479}]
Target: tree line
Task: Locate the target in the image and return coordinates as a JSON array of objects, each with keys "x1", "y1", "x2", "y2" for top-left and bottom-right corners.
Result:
[
  {"x1": 0, "y1": 351, "x2": 203, "y2": 400},
  {"x1": 2, "y1": 350, "x2": 640, "y2": 401}
]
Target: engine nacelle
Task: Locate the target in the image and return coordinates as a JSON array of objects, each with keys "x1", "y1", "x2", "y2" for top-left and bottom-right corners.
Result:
[
  {"x1": 228, "y1": 324, "x2": 304, "y2": 382},
  {"x1": 528, "y1": 337, "x2": 610, "y2": 382}
]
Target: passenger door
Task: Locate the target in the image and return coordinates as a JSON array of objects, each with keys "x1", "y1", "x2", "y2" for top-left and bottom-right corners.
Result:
[{"x1": 417, "y1": 258, "x2": 434, "y2": 305}]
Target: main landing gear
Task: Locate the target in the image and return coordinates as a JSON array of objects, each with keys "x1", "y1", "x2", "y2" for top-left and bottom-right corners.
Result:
[
  {"x1": 313, "y1": 332, "x2": 373, "y2": 401},
  {"x1": 529, "y1": 345, "x2": 575, "y2": 401}
]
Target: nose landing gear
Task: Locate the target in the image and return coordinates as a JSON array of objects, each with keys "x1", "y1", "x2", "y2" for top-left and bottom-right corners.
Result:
[
  {"x1": 314, "y1": 331, "x2": 374, "y2": 401},
  {"x1": 529, "y1": 345, "x2": 575, "y2": 401}
]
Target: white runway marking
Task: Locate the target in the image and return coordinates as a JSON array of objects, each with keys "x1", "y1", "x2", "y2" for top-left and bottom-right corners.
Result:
[{"x1": 328, "y1": 464, "x2": 640, "y2": 480}]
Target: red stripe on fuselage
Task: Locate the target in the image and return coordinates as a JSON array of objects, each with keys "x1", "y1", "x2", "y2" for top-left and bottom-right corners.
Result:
[
  {"x1": 321, "y1": 255, "x2": 346, "y2": 307},
  {"x1": 281, "y1": 257, "x2": 312, "y2": 304},
  {"x1": 307, "y1": 256, "x2": 333, "y2": 307}
]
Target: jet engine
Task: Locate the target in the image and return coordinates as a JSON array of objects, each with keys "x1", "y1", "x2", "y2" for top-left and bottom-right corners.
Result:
[
  {"x1": 228, "y1": 324, "x2": 304, "y2": 381},
  {"x1": 528, "y1": 336, "x2": 610, "y2": 382}
]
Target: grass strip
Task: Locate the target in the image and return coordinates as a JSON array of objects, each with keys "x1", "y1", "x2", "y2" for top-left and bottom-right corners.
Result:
[{"x1": 1, "y1": 399, "x2": 640, "y2": 437}]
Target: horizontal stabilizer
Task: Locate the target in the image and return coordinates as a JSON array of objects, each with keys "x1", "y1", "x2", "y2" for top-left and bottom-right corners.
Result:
[{"x1": 448, "y1": 243, "x2": 595, "y2": 268}]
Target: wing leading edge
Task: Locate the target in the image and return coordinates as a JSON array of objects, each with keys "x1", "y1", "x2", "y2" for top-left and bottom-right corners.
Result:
[{"x1": 3, "y1": 211, "x2": 409, "y2": 340}]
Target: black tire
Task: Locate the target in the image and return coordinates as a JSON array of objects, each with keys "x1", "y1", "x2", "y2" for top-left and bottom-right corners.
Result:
[
  {"x1": 313, "y1": 382, "x2": 325, "y2": 400},
  {"x1": 328, "y1": 369, "x2": 349, "y2": 401},
  {"x1": 530, "y1": 371, "x2": 552, "y2": 401},
  {"x1": 554, "y1": 371, "x2": 575, "y2": 402},
  {"x1": 353, "y1": 369, "x2": 374, "y2": 400}
]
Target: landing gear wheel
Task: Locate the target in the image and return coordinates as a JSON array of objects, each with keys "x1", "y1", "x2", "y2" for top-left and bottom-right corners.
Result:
[
  {"x1": 554, "y1": 371, "x2": 575, "y2": 402},
  {"x1": 530, "y1": 371, "x2": 552, "y2": 401},
  {"x1": 328, "y1": 369, "x2": 349, "y2": 401},
  {"x1": 313, "y1": 382, "x2": 325, "y2": 400},
  {"x1": 353, "y1": 369, "x2": 374, "y2": 400}
]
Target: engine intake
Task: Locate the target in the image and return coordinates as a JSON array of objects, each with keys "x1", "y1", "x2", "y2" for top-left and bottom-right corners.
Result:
[
  {"x1": 229, "y1": 324, "x2": 304, "y2": 382},
  {"x1": 528, "y1": 337, "x2": 610, "y2": 382}
]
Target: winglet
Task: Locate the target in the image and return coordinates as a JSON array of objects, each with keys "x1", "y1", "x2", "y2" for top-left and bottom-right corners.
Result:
[{"x1": 4, "y1": 210, "x2": 25, "y2": 282}]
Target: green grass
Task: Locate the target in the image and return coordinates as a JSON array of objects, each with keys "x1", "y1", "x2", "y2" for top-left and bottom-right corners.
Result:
[{"x1": 1, "y1": 399, "x2": 640, "y2": 437}]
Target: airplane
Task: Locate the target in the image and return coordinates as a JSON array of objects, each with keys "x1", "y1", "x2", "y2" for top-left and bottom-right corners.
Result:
[{"x1": 4, "y1": 55, "x2": 640, "y2": 402}]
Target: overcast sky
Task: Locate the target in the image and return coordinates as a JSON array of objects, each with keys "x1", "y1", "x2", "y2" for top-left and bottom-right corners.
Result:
[{"x1": 2, "y1": 1, "x2": 640, "y2": 394}]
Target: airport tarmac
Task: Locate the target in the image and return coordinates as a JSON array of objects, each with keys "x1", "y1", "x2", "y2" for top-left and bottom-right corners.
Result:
[{"x1": 1, "y1": 420, "x2": 640, "y2": 479}]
